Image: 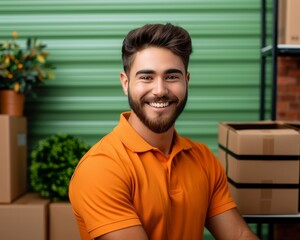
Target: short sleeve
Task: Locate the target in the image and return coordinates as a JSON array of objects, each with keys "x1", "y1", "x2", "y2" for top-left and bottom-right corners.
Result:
[{"x1": 69, "y1": 153, "x2": 141, "y2": 239}]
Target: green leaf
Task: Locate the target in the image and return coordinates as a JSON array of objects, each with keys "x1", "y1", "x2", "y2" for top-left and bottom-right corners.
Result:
[{"x1": 29, "y1": 134, "x2": 90, "y2": 201}]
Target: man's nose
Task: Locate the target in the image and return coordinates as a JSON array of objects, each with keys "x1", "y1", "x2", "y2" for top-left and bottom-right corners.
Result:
[{"x1": 152, "y1": 78, "x2": 168, "y2": 96}]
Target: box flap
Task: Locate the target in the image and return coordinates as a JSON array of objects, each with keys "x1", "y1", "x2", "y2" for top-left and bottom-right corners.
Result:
[{"x1": 218, "y1": 121, "x2": 300, "y2": 155}]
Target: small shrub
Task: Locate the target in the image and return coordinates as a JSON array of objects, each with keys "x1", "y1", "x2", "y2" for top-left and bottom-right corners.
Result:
[{"x1": 30, "y1": 134, "x2": 90, "y2": 201}]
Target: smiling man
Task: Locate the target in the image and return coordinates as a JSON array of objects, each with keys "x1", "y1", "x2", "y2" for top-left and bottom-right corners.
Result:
[{"x1": 69, "y1": 23, "x2": 258, "y2": 240}]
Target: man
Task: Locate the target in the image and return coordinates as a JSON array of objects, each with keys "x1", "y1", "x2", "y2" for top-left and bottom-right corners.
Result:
[{"x1": 69, "y1": 23, "x2": 258, "y2": 240}]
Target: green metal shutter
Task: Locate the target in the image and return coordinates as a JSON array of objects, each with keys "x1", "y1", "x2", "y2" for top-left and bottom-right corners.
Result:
[{"x1": 0, "y1": 0, "x2": 261, "y2": 153}]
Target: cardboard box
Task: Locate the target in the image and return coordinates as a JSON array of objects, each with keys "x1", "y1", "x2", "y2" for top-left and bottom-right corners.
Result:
[
  {"x1": 0, "y1": 193, "x2": 50, "y2": 240},
  {"x1": 218, "y1": 122, "x2": 300, "y2": 214},
  {"x1": 278, "y1": 0, "x2": 300, "y2": 45},
  {"x1": 284, "y1": 121, "x2": 300, "y2": 212},
  {"x1": 284, "y1": 122, "x2": 300, "y2": 131},
  {"x1": 49, "y1": 202, "x2": 81, "y2": 240},
  {"x1": 0, "y1": 115, "x2": 27, "y2": 203},
  {"x1": 229, "y1": 183, "x2": 299, "y2": 215}
]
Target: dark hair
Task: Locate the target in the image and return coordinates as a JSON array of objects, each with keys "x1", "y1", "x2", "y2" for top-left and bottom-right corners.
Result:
[{"x1": 122, "y1": 23, "x2": 192, "y2": 75}]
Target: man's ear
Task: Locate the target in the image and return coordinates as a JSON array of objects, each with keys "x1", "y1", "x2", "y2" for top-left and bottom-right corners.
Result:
[
  {"x1": 186, "y1": 72, "x2": 190, "y2": 84},
  {"x1": 120, "y1": 71, "x2": 129, "y2": 96}
]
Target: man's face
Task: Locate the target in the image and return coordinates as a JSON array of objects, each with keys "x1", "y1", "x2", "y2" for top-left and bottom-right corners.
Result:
[{"x1": 120, "y1": 47, "x2": 190, "y2": 133}]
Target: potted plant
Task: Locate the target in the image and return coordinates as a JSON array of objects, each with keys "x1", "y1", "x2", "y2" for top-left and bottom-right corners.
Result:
[
  {"x1": 0, "y1": 31, "x2": 55, "y2": 116},
  {"x1": 30, "y1": 134, "x2": 89, "y2": 239},
  {"x1": 29, "y1": 134, "x2": 90, "y2": 202}
]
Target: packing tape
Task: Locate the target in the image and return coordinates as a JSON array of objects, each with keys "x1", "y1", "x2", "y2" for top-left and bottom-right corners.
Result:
[
  {"x1": 225, "y1": 128, "x2": 230, "y2": 175},
  {"x1": 260, "y1": 199, "x2": 272, "y2": 213},
  {"x1": 262, "y1": 135, "x2": 274, "y2": 155},
  {"x1": 260, "y1": 180, "x2": 272, "y2": 213},
  {"x1": 261, "y1": 189, "x2": 272, "y2": 199},
  {"x1": 261, "y1": 180, "x2": 273, "y2": 199}
]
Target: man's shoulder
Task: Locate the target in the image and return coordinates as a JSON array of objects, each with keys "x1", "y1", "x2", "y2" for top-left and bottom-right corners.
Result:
[
  {"x1": 72, "y1": 131, "x2": 129, "y2": 178},
  {"x1": 87, "y1": 130, "x2": 124, "y2": 157}
]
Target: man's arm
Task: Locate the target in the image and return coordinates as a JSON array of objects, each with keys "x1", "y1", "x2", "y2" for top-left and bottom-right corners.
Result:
[
  {"x1": 206, "y1": 208, "x2": 259, "y2": 240},
  {"x1": 95, "y1": 225, "x2": 149, "y2": 240}
]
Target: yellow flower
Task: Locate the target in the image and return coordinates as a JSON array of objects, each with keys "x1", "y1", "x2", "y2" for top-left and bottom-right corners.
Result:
[
  {"x1": 37, "y1": 55, "x2": 45, "y2": 63},
  {"x1": 7, "y1": 73, "x2": 13, "y2": 79},
  {"x1": 0, "y1": 35, "x2": 55, "y2": 95},
  {"x1": 12, "y1": 31, "x2": 18, "y2": 38},
  {"x1": 5, "y1": 56, "x2": 10, "y2": 64},
  {"x1": 47, "y1": 72, "x2": 55, "y2": 79},
  {"x1": 14, "y1": 83, "x2": 20, "y2": 92}
]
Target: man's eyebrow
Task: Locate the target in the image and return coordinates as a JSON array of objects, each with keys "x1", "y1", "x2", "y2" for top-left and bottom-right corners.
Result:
[
  {"x1": 135, "y1": 69, "x2": 155, "y2": 76},
  {"x1": 164, "y1": 69, "x2": 183, "y2": 75},
  {"x1": 135, "y1": 68, "x2": 183, "y2": 76}
]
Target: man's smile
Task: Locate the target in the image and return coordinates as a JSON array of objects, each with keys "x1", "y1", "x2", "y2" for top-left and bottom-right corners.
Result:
[{"x1": 148, "y1": 101, "x2": 170, "y2": 108}]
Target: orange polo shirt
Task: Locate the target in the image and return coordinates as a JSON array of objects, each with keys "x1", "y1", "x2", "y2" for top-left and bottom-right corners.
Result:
[{"x1": 69, "y1": 112, "x2": 236, "y2": 240}]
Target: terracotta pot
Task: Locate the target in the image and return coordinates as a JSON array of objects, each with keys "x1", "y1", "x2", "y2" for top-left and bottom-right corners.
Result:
[{"x1": 0, "y1": 90, "x2": 25, "y2": 117}]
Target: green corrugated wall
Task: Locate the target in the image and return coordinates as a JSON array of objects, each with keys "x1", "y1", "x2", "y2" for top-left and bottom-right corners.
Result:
[{"x1": 0, "y1": 0, "x2": 262, "y2": 153}]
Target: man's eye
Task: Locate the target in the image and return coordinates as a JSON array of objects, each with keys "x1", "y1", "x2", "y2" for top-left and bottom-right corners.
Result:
[
  {"x1": 140, "y1": 76, "x2": 152, "y2": 80},
  {"x1": 166, "y1": 75, "x2": 178, "y2": 80}
]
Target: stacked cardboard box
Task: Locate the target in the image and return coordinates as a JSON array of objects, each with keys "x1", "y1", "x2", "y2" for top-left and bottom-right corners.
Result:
[
  {"x1": 278, "y1": 0, "x2": 300, "y2": 45},
  {"x1": 218, "y1": 121, "x2": 300, "y2": 215},
  {"x1": 0, "y1": 115, "x2": 27, "y2": 203},
  {"x1": 0, "y1": 116, "x2": 50, "y2": 239},
  {"x1": 0, "y1": 193, "x2": 49, "y2": 240},
  {"x1": 0, "y1": 115, "x2": 80, "y2": 239},
  {"x1": 50, "y1": 202, "x2": 81, "y2": 240},
  {"x1": 284, "y1": 122, "x2": 300, "y2": 133}
]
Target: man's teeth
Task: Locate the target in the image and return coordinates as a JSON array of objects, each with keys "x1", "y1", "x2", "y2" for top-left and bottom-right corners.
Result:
[{"x1": 149, "y1": 102, "x2": 169, "y2": 108}]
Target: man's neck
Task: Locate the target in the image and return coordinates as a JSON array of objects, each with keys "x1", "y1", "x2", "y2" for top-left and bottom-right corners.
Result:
[{"x1": 128, "y1": 112, "x2": 174, "y2": 155}]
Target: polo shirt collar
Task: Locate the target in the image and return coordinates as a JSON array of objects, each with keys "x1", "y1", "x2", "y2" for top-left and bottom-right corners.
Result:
[{"x1": 113, "y1": 112, "x2": 192, "y2": 153}]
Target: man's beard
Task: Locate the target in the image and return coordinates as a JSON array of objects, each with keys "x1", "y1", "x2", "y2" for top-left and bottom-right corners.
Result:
[{"x1": 128, "y1": 89, "x2": 188, "y2": 133}]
